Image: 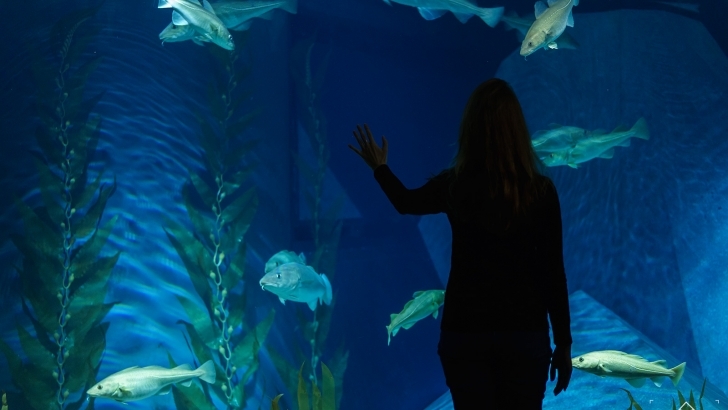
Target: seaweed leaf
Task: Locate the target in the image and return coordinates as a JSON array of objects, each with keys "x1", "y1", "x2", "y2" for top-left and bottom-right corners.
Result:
[
  {"x1": 183, "y1": 184, "x2": 214, "y2": 251},
  {"x1": 72, "y1": 178, "x2": 116, "y2": 238},
  {"x1": 297, "y1": 363, "x2": 310, "y2": 410},
  {"x1": 321, "y1": 363, "x2": 335, "y2": 410},
  {"x1": 329, "y1": 342, "x2": 349, "y2": 409},
  {"x1": 20, "y1": 296, "x2": 57, "y2": 352},
  {"x1": 312, "y1": 381, "x2": 322, "y2": 410},
  {"x1": 16, "y1": 324, "x2": 55, "y2": 373},
  {"x1": 224, "y1": 110, "x2": 259, "y2": 141},
  {"x1": 33, "y1": 156, "x2": 65, "y2": 224},
  {"x1": 231, "y1": 309, "x2": 274, "y2": 369},
  {"x1": 71, "y1": 214, "x2": 118, "y2": 274},
  {"x1": 271, "y1": 394, "x2": 284, "y2": 410},
  {"x1": 222, "y1": 167, "x2": 254, "y2": 198},
  {"x1": 190, "y1": 172, "x2": 216, "y2": 210},
  {"x1": 177, "y1": 320, "x2": 215, "y2": 365},
  {"x1": 34, "y1": 125, "x2": 64, "y2": 165},
  {"x1": 65, "y1": 322, "x2": 109, "y2": 394},
  {"x1": 224, "y1": 241, "x2": 246, "y2": 292},
  {"x1": 73, "y1": 170, "x2": 103, "y2": 210},
  {"x1": 220, "y1": 186, "x2": 257, "y2": 230},
  {"x1": 164, "y1": 226, "x2": 214, "y2": 309},
  {"x1": 14, "y1": 197, "x2": 63, "y2": 257},
  {"x1": 69, "y1": 252, "x2": 119, "y2": 300},
  {"x1": 176, "y1": 296, "x2": 217, "y2": 349},
  {"x1": 226, "y1": 288, "x2": 247, "y2": 332},
  {"x1": 0, "y1": 338, "x2": 56, "y2": 408}
]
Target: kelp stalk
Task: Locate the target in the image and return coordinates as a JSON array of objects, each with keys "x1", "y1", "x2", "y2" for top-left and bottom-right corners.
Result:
[{"x1": 51, "y1": 15, "x2": 91, "y2": 407}]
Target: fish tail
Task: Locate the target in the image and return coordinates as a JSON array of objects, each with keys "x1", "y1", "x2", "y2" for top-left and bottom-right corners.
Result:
[
  {"x1": 386, "y1": 325, "x2": 391, "y2": 345},
  {"x1": 197, "y1": 360, "x2": 217, "y2": 384},
  {"x1": 158, "y1": 0, "x2": 174, "y2": 8},
  {"x1": 282, "y1": 0, "x2": 298, "y2": 14},
  {"x1": 320, "y1": 273, "x2": 333, "y2": 305},
  {"x1": 573, "y1": 0, "x2": 579, "y2": 6},
  {"x1": 669, "y1": 362, "x2": 686, "y2": 386},
  {"x1": 477, "y1": 6, "x2": 504, "y2": 28},
  {"x1": 630, "y1": 117, "x2": 650, "y2": 140}
]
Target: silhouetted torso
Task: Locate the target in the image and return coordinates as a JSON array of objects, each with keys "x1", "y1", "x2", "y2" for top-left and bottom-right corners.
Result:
[{"x1": 374, "y1": 165, "x2": 572, "y2": 347}]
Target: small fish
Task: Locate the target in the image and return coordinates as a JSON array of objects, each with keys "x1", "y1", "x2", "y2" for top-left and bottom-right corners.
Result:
[
  {"x1": 87, "y1": 360, "x2": 216, "y2": 402},
  {"x1": 386, "y1": 290, "x2": 445, "y2": 345},
  {"x1": 500, "y1": 11, "x2": 579, "y2": 50},
  {"x1": 158, "y1": 0, "x2": 235, "y2": 50},
  {"x1": 572, "y1": 350, "x2": 686, "y2": 388},
  {"x1": 539, "y1": 117, "x2": 649, "y2": 168},
  {"x1": 520, "y1": 0, "x2": 579, "y2": 57},
  {"x1": 264, "y1": 250, "x2": 306, "y2": 274},
  {"x1": 383, "y1": 0, "x2": 504, "y2": 28},
  {"x1": 531, "y1": 123, "x2": 601, "y2": 153},
  {"x1": 260, "y1": 262, "x2": 332, "y2": 311},
  {"x1": 159, "y1": 0, "x2": 297, "y2": 45}
]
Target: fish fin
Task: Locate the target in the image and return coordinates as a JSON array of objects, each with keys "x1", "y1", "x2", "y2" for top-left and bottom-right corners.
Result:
[
  {"x1": 192, "y1": 38, "x2": 205, "y2": 46},
  {"x1": 387, "y1": 326, "x2": 391, "y2": 345},
  {"x1": 556, "y1": 32, "x2": 580, "y2": 49},
  {"x1": 282, "y1": 0, "x2": 298, "y2": 14},
  {"x1": 534, "y1": 1, "x2": 548, "y2": 19},
  {"x1": 197, "y1": 360, "x2": 217, "y2": 384},
  {"x1": 158, "y1": 0, "x2": 174, "y2": 8},
  {"x1": 566, "y1": 10, "x2": 574, "y2": 27},
  {"x1": 598, "y1": 148, "x2": 615, "y2": 158},
  {"x1": 651, "y1": 359, "x2": 668, "y2": 367},
  {"x1": 202, "y1": 0, "x2": 215, "y2": 13},
  {"x1": 230, "y1": 21, "x2": 253, "y2": 31},
  {"x1": 115, "y1": 366, "x2": 140, "y2": 374},
  {"x1": 630, "y1": 117, "x2": 650, "y2": 140},
  {"x1": 598, "y1": 363, "x2": 612, "y2": 373},
  {"x1": 320, "y1": 273, "x2": 333, "y2": 305},
  {"x1": 172, "y1": 11, "x2": 189, "y2": 25},
  {"x1": 418, "y1": 8, "x2": 448, "y2": 20},
  {"x1": 650, "y1": 377, "x2": 664, "y2": 387},
  {"x1": 413, "y1": 291, "x2": 425, "y2": 298},
  {"x1": 401, "y1": 322, "x2": 415, "y2": 330},
  {"x1": 477, "y1": 6, "x2": 503, "y2": 27},
  {"x1": 173, "y1": 364, "x2": 193, "y2": 371},
  {"x1": 626, "y1": 378, "x2": 646, "y2": 388},
  {"x1": 390, "y1": 314, "x2": 398, "y2": 322},
  {"x1": 669, "y1": 362, "x2": 686, "y2": 386},
  {"x1": 258, "y1": 9, "x2": 276, "y2": 20},
  {"x1": 568, "y1": 163, "x2": 579, "y2": 169},
  {"x1": 278, "y1": 297, "x2": 286, "y2": 305},
  {"x1": 307, "y1": 300, "x2": 318, "y2": 311},
  {"x1": 573, "y1": 0, "x2": 579, "y2": 6},
  {"x1": 547, "y1": 42, "x2": 558, "y2": 49},
  {"x1": 432, "y1": 309, "x2": 439, "y2": 319},
  {"x1": 392, "y1": 326, "x2": 400, "y2": 336},
  {"x1": 452, "y1": 12, "x2": 473, "y2": 24},
  {"x1": 159, "y1": 385, "x2": 172, "y2": 395}
]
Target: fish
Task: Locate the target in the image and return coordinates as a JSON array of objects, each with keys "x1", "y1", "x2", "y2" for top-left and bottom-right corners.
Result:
[
  {"x1": 520, "y1": 0, "x2": 579, "y2": 57},
  {"x1": 500, "y1": 11, "x2": 579, "y2": 50},
  {"x1": 158, "y1": 0, "x2": 235, "y2": 50},
  {"x1": 572, "y1": 350, "x2": 686, "y2": 388},
  {"x1": 86, "y1": 360, "x2": 216, "y2": 402},
  {"x1": 159, "y1": 0, "x2": 297, "y2": 45},
  {"x1": 259, "y1": 262, "x2": 332, "y2": 311},
  {"x1": 386, "y1": 290, "x2": 445, "y2": 345},
  {"x1": 530, "y1": 123, "x2": 603, "y2": 153},
  {"x1": 383, "y1": 0, "x2": 504, "y2": 28},
  {"x1": 213, "y1": 0, "x2": 297, "y2": 30},
  {"x1": 538, "y1": 117, "x2": 650, "y2": 168},
  {"x1": 264, "y1": 250, "x2": 306, "y2": 274}
]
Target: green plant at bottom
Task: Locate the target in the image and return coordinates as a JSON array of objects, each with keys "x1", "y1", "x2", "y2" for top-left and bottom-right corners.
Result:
[
  {"x1": 622, "y1": 378, "x2": 707, "y2": 410},
  {"x1": 269, "y1": 362, "x2": 335, "y2": 410},
  {"x1": 2, "y1": 391, "x2": 7, "y2": 410}
]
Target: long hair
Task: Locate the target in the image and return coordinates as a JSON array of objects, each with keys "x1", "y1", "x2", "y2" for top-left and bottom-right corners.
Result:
[{"x1": 450, "y1": 78, "x2": 547, "y2": 219}]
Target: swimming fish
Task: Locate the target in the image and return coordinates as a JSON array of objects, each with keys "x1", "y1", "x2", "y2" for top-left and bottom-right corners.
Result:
[
  {"x1": 531, "y1": 124, "x2": 601, "y2": 153},
  {"x1": 86, "y1": 361, "x2": 216, "y2": 402},
  {"x1": 538, "y1": 117, "x2": 650, "y2": 168},
  {"x1": 159, "y1": 0, "x2": 297, "y2": 45},
  {"x1": 572, "y1": 350, "x2": 686, "y2": 388},
  {"x1": 259, "y1": 262, "x2": 332, "y2": 311},
  {"x1": 264, "y1": 250, "x2": 306, "y2": 274},
  {"x1": 158, "y1": 0, "x2": 235, "y2": 50},
  {"x1": 386, "y1": 290, "x2": 445, "y2": 345},
  {"x1": 520, "y1": 0, "x2": 579, "y2": 57},
  {"x1": 500, "y1": 11, "x2": 579, "y2": 50},
  {"x1": 383, "y1": 0, "x2": 504, "y2": 28}
]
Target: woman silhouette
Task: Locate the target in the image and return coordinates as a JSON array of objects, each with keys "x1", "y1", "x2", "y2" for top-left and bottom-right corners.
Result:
[{"x1": 349, "y1": 78, "x2": 573, "y2": 409}]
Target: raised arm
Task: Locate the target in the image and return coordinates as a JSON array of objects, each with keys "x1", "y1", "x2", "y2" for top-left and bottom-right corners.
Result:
[{"x1": 373, "y1": 165, "x2": 448, "y2": 215}]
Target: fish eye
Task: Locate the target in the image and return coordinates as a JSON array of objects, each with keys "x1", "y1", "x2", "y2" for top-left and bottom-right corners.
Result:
[
  {"x1": 528, "y1": 42, "x2": 533, "y2": 47},
  {"x1": 579, "y1": 357, "x2": 584, "y2": 362},
  {"x1": 277, "y1": 273, "x2": 281, "y2": 279},
  {"x1": 97, "y1": 385, "x2": 103, "y2": 389}
]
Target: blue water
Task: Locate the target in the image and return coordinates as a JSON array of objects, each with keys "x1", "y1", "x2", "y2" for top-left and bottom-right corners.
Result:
[{"x1": 1, "y1": 0, "x2": 727, "y2": 409}]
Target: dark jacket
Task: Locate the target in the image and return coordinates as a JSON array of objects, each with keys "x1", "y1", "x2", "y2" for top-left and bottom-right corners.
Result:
[{"x1": 373, "y1": 164, "x2": 572, "y2": 347}]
